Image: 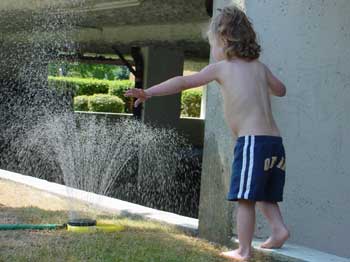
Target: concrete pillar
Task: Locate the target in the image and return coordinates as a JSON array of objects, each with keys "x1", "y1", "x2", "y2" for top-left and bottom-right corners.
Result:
[
  {"x1": 200, "y1": 86, "x2": 207, "y2": 119},
  {"x1": 199, "y1": 0, "x2": 350, "y2": 258},
  {"x1": 140, "y1": 46, "x2": 184, "y2": 128},
  {"x1": 198, "y1": 0, "x2": 244, "y2": 246}
]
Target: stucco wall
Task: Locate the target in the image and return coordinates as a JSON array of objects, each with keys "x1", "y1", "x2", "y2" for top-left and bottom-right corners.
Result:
[
  {"x1": 199, "y1": 0, "x2": 350, "y2": 258},
  {"x1": 198, "y1": 0, "x2": 242, "y2": 247}
]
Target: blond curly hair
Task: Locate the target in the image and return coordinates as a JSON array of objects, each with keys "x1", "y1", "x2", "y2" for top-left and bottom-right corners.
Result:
[{"x1": 208, "y1": 5, "x2": 261, "y2": 60}]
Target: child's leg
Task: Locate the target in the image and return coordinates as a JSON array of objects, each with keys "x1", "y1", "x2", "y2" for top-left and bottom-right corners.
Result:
[
  {"x1": 220, "y1": 200, "x2": 255, "y2": 261},
  {"x1": 257, "y1": 201, "x2": 289, "y2": 249},
  {"x1": 237, "y1": 200, "x2": 256, "y2": 254}
]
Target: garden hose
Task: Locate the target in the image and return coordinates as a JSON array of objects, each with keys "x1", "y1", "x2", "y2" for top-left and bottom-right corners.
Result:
[{"x1": 0, "y1": 224, "x2": 66, "y2": 230}]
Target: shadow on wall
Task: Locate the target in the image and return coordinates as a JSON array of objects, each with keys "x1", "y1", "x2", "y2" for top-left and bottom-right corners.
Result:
[{"x1": 198, "y1": 133, "x2": 234, "y2": 246}]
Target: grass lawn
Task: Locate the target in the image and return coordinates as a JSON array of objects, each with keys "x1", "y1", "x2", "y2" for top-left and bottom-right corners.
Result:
[
  {"x1": 0, "y1": 179, "x2": 229, "y2": 262},
  {"x1": 0, "y1": 179, "x2": 301, "y2": 262}
]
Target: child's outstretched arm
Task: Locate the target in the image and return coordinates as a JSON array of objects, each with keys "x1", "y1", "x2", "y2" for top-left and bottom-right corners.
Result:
[
  {"x1": 264, "y1": 64, "x2": 286, "y2": 97},
  {"x1": 124, "y1": 63, "x2": 220, "y2": 107}
]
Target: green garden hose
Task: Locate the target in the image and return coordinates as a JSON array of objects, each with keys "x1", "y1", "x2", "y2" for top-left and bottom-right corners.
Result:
[{"x1": 0, "y1": 224, "x2": 66, "y2": 230}]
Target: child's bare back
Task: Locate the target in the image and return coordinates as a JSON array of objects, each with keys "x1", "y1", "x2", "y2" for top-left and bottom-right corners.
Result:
[{"x1": 216, "y1": 59, "x2": 286, "y2": 137}]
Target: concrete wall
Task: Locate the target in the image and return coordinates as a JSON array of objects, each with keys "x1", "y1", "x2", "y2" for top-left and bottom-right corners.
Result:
[
  {"x1": 141, "y1": 46, "x2": 183, "y2": 128},
  {"x1": 198, "y1": 0, "x2": 242, "y2": 247},
  {"x1": 199, "y1": 0, "x2": 350, "y2": 258}
]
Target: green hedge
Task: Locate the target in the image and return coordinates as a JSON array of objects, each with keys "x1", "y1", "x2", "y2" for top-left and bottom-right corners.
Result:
[
  {"x1": 49, "y1": 76, "x2": 134, "y2": 113},
  {"x1": 50, "y1": 76, "x2": 202, "y2": 117},
  {"x1": 181, "y1": 89, "x2": 202, "y2": 117},
  {"x1": 74, "y1": 94, "x2": 125, "y2": 113},
  {"x1": 48, "y1": 77, "x2": 111, "y2": 96},
  {"x1": 88, "y1": 94, "x2": 125, "y2": 113},
  {"x1": 48, "y1": 76, "x2": 134, "y2": 97},
  {"x1": 74, "y1": 95, "x2": 89, "y2": 111},
  {"x1": 108, "y1": 80, "x2": 134, "y2": 112}
]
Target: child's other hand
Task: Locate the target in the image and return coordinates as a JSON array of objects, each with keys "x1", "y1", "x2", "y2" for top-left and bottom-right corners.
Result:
[{"x1": 124, "y1": 88, "x2": 149, "y2": 107}]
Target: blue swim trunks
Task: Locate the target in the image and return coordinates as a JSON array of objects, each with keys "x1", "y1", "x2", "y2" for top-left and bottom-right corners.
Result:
[{"x1": 227, "y1": 135, "x2": 286, "y2": 202}]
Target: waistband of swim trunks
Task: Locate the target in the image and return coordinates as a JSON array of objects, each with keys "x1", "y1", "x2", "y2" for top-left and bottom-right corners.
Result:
[{"x1": 236, "y1": 135, "x2": 283, "y2": 144}]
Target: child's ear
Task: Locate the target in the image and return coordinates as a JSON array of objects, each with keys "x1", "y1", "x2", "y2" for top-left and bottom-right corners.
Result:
[
  {"x1": 215, "y1": 37, "x2": 226, "y2": 47},
  {"x1": 222, "y1": 38, "x2": 229, "y2": 47}
]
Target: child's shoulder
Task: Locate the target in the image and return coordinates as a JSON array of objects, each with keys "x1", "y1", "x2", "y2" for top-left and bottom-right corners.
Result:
[
  {"x1": 217, "y1": 58, "x2": 263, "y2": 67},
  {"x1": 215, "y1": 59, "x2": 265, "y2": 74}
]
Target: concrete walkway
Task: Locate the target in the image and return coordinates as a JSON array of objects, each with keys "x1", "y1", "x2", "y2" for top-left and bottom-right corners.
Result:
[{"x1": 0, "y1": 169, "x2": 348, "y2": 262}]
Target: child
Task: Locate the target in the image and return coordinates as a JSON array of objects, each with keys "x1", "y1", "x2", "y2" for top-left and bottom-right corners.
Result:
[{"x1": 125, "y1": 5, "x2": 289, "y2": 261}]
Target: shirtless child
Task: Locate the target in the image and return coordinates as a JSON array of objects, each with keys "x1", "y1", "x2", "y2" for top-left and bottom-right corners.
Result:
[{"x1": 125, "y1": 5, "x2": 290, "y2": 261}]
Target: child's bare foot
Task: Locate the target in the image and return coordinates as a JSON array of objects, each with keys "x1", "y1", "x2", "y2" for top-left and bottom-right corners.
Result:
[
  {"x1": 220, "y1": 248, "x2": 251, "y2": 261},
  {"x1": 260, "y1": 227, "x2": 290, "y2": 249}
]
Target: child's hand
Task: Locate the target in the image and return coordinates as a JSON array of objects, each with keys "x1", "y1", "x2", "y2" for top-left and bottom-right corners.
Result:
[{"x1": 124, "y1": 88, "x2": 150, "y2": 107}]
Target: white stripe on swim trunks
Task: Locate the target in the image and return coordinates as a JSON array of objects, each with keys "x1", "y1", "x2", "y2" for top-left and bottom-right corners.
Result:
[
  {"x1": 238, "y1": 136, "x2": 249, "y2": 198},
  {"x1": 244, "y1": 135, "x2": 255, "y2": 199}
]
